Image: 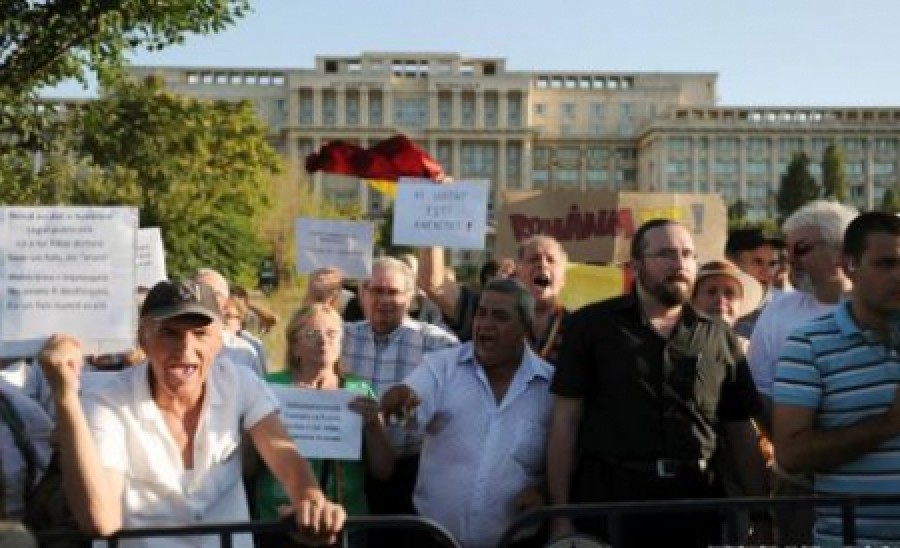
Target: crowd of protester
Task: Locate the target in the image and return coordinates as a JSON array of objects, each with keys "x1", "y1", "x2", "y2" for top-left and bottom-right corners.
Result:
[{"x1": 6, "y1": 200, "x2": 900, "y2": 547}]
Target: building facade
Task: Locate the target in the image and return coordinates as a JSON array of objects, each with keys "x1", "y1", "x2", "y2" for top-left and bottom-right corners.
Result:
[{"x1": 129, "y1": 51, "x2": 900, "y2": 227}]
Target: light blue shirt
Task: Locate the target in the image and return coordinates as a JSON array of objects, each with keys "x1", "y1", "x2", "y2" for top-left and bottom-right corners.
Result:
[{"x1": 776, "y1": 301, "x2": 900, "y2": 546}]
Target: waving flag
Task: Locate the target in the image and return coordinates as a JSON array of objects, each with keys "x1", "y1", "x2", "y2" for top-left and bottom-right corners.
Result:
[{"x1": 305, "y1": 135, "x2": 445, "y2": 197}]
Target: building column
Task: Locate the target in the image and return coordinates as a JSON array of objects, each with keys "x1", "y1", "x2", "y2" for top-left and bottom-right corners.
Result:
[
  {"x1": 360, "y1": 86, "x2": 369, "y2": 127},
  {"x1": 428, "y1": 90, "x2": 439, "y2": 127},
  {"x1": 287, "y1": 90, "x2": 300, "y2": 130},
  {"x1": 522, "y1": 141, "x2": 532, "y2": 190},
  {"x1": 312, "y1": 137, "x2": 323, "y2": 201},
  {"x1": 335, "y1": 85, "x2": 345, "y2": 126},
  {"x1": 691, "y1": 136, "x2": 700, "y2": 192},
  {"x1": 475, "y1": 90, "x2": 484, "y2": 130},
  {"x1": 383, "y1": 88, "x2": 393, "y2": 127},
  {"x1": 452, "y1": 139, "x2": 462, "y2": 179},
  {"x1": 452, "y1": 90, "x2": 462, "y2": 127},
  {"x1": 498, "y1": 139, "x2": 507, "y2": 191},
  {"x1": 312, "y1": 88, "x2": 322, "y2": 126},
  {"x1": 866, "y1": 137, "x2": 876, "y2": 211},
  {"x1": 498, "y1": 91, "x2": 509, "y2": 130},
  {"x1": 738, "y1": 136, "x2": 747, "y2": 204}
]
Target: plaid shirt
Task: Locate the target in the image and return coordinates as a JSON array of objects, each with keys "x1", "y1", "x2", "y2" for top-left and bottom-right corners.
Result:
[{"x1": 342, "y1": 317, "x2": 458, "y2": 455}]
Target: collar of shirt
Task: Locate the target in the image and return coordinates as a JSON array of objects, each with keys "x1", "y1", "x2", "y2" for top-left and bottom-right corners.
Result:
[{"x1": 458, "y1": 342, "x2": 552, "y2": 408}]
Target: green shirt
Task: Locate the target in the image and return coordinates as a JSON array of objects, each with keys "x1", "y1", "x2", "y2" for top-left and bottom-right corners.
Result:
[{"x1": 253, "y1": 370, "x2": 375, "y2": 519}]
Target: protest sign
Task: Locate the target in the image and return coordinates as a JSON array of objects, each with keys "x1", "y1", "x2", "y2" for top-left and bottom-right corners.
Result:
[
  {"x1": 495, "y1": 190, "x2": 726, "y2": 265},
  {"x1": 269, "y1": 385, "x2": 362, "y2": 460},
  {"x1": 136, "y1": 227, "x2": 167, "y2": 289},
  {"x1": 295, "y1": 218, "x2": 374, "y2": 279},
  {"x1": 0, "y1": 206, "x2": 138, "y2": 357},
  {"x1": 392, "y1": 178, "x2": 489, "y2": 250},
  {"x1": 559, "y1": 264, "x2": 626, "y2": 310}
]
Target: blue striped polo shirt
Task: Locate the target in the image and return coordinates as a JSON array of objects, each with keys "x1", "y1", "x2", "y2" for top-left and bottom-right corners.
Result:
[{"x1": 775, "y1": 301, "x2": 900, "y2": 546}]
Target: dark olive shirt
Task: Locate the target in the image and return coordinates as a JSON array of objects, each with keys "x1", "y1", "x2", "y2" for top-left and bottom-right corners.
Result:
[{"x1": 552, "y1": 292, "x2": 761, "y2": 461}]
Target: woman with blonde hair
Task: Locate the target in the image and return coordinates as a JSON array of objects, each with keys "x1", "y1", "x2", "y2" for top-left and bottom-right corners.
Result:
[{"x1": 254, "y1": 304, "x2": 393, "y2": 546}]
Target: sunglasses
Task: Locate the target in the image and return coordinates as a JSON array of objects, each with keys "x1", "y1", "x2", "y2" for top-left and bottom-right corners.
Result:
[{"x1": 791, "y1": 240, "x2": 825, "y2": 259}]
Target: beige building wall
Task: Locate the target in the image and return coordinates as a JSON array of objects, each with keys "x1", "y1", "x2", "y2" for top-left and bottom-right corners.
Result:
[{"x1": 129, "y1": 53, "x2": 900, "y2": 260}]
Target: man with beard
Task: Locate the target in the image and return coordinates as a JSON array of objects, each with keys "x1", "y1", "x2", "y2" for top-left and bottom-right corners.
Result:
[
  {"x1": 745, "y1": 199, "x2": 856, "y2": 545},
  {"x1": 547, "y1": 219, "x2": 769, "y2": 547},
  {"x1": 419, "y1": 236, "x2": 568, "y2": 364}
]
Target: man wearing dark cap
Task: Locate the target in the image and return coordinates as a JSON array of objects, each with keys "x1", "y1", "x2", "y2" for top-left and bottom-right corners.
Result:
[
  {"x1": 38, "y1": 280, "x2": 345, "y2": 548},
  {"x1": 726, "y1": 228, "x2": 782, "y2": 337}
]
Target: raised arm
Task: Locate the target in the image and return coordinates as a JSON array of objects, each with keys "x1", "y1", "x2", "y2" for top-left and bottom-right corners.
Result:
[
  {"x1": 250, "y1": 412, "x2": 346, "y2": 543},
  {"x1": 39, "y1": 334, "x2": 124, "y2": 536},
  {"x1": 418, "y1": 246, "x2": 461, "y2": 323}
]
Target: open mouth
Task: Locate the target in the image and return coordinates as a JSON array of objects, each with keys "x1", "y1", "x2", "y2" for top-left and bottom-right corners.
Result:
[
  {"x1": 533, "y1": 274, "x2": 551, "y2": 288},
  {"x1": 165, "y1": 364, "x2": 199, "y2": 383}
]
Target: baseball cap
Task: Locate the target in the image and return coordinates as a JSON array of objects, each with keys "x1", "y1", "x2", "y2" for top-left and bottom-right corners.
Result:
[
  {"x1": 695, "y1": 259, "x2": 764, "y2": 318},
  {"x1": 140, "y1": 280, "x2": 222, "y2": 323},
  {"x1": 726, "y1": 229, "x2": 783, "y2": 255}
]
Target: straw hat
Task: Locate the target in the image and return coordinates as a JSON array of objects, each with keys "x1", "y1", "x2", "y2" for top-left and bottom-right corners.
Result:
[{"x1": 695, "y1": 259, "x2": 764, "y2": 319}]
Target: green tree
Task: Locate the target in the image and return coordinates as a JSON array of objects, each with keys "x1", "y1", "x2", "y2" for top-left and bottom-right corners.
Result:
[
  {"x1": 0, "y1": 77, "x2": 282, "y2": 282},
  {"x1": 727, "y1": 199, "x2": 749, "y2": 224},
  {"x1": 777, "y1": 152, "x2": 820, "y2": 221},
  {"x1": 0, "y1": 1, "x2": 249, "y2": 151},
  {"x1": 822, "y1": 144, "x2": 848, "y2": 202},
  {"x1": 880, "y1": 187, "x2": 900, "y2": 214},
  {"x1": 376, "y1": 201, "x2": 416, "y2": 257}
]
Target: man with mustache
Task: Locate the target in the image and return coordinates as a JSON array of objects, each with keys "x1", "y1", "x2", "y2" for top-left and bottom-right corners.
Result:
[
  {"x1": 547, "y1": 219, "x2": 769, "y2": 547},
  {"x1": 419, "y1": 235, "x2": 568, "y2": 364}
]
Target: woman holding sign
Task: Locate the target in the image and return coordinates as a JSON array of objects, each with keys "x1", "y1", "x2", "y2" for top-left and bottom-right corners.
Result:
[{"x1": 253, "y1": 304, "x2": 394, "y2": 546}]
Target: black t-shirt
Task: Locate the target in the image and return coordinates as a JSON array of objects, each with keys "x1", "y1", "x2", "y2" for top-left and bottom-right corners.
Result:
[{"x1": 552, "y1": 293, "x2": 761, "y2": 461}]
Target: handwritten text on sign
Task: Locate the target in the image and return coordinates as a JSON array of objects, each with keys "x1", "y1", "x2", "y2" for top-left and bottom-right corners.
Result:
[
  {"x1": 0, "y1": 207, "x2": 138, "y2": 357},
  {"x1": 136, "y1": 227, "x2": 167, "y2": 289},
  {"x1": 295, "y1": 218, "x2": 374, "y2": 280},
  {"x1": 392, "y1": 179, "x2": 489, "y2": 250},
  {"x1": 270, "y1": 385, "x2": 362, "y2": 460}
]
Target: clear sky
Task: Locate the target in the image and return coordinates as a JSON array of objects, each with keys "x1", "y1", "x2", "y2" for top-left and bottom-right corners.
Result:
[{"x1": 51, "y1": 0, "x2": 899, "y2": 107}]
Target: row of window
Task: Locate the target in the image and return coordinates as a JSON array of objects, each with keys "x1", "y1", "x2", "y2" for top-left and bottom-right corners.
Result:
[
  {"x1": 668, "y1": 137, "x2": 900, "y2": 154},
  {"x1": 186, "y1": 72, "x2": 285, "y2": 86},
  {"x1": 532, "y1": 146, "x2": 637, "y2": 165},
  {"x1": 534, "y1": 75, "x2": 635, "y2": 90},
  {"x1": 665, "y1": 159, "x2": 895, "y2": 176}
]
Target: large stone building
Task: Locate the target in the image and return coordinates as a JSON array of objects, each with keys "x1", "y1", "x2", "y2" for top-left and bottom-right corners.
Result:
[{"x1": 130, "y1": 51, "x2": 900, "y2": 226}]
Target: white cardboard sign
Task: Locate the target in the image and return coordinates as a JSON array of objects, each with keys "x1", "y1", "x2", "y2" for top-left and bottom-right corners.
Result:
[
  {"x1": 0, "y1": 206, "x2": 138, "y2": 357},
  {"x1": 136, "y1": 227, "x2": 167, "y2": 289},
  {"x1": 392, "y1": 179, "x2": 489, "y2": 250},
  {"x1": 295, "y1": 218, "x2": 374, "y2": 279},
  {"x1": 270, "y1": 385, "x2": 363, "y2": 460}
]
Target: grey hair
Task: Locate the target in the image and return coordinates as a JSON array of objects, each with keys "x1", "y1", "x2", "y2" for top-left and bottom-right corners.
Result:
[
  {"x1": 365, "y1": 256, "x2": 415, "y2": 293},
  {"x1": 782, "y1": 200, "x2": 859, "y2": 247},
  {"x1": 482, "y1": 277, "x2": 535, "y2": 333},
  {"x1": 193, "y1": 267, "x2": 229, "y2": 297},
  {"x1": 517, "y1": 235, "x2": 568, "y2": 266}
]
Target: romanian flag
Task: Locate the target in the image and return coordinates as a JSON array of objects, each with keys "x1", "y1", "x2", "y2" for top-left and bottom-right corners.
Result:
[{"x1": 305, "y1": 135, "x2": 445, "y2": 197}]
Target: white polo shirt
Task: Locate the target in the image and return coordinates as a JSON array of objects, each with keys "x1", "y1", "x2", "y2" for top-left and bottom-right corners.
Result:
[
  {"x1": 81, "y1": 359, "x2": 278, "y2": 548},
  {"x1": 407, "y1": 343, "x2": 553, "y2": 548}
]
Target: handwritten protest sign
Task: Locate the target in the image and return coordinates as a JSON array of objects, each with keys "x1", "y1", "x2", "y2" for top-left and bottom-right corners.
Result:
[
  {"x1": 392, "y1": 179, "x2": 489, "y2": 250},
  {"x1": 136, "y1": 227, "x2": 167, "y2": 289},
  {"x1": 269, "y1": 385, "x2": 362, "y2": 460},
  {"x1": 295, "y1": 218, "x2": 374, "y2": 280},
  {"x1": 495, "y1": 190, "x2": 726, "y2": 265},
  {"x1": 0, "y1": 207, "x2": 138, "y2": 357}
]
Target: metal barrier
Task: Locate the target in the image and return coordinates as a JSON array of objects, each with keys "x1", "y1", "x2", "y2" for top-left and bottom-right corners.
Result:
[
  {"x1": 494, "y1": 494, "x2": 898, "y2": 547},
  {"x1": 37, "y1": 514, "x2": 462, "y2": 548}
]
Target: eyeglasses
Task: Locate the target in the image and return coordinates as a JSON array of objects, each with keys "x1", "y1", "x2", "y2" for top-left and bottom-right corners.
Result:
[
  {"x1": 643, "y1": 248, "x2": 698, "y2": 262},
  {"x1": 790, "y1": 240, "x2": 825, "y2": 259},
  {"x1": 295, "y1": 328, "x2": 341, "y2": 345}
]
